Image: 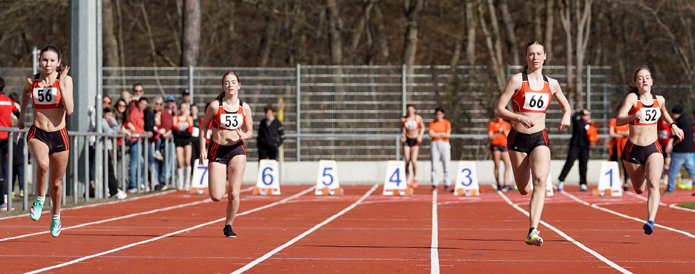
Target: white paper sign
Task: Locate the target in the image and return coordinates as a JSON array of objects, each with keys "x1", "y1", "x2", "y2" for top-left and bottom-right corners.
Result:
[
  {"x1": 454, "y1": 161, "x2": 479, "y2": 196},
  {"x1": 383, "y1": 161, "x2": 407, "y2": 195},
  {"x1": 191, "y1": 159, "x2": 209, "y2": 194},
  {"x1": 315, "y1": 160, "x2": 340, "y2": 195},
  {"x1": 256, "y1": 160, "x2": 281, "y2": 195},
  {"x1": 598, "y1": 161, "x2": 622, "y2": 196}
]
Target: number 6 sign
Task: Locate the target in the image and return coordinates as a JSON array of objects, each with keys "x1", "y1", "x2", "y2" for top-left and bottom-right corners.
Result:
[{"x1": 254, "y1": 160, "x2": 281, "y2": 195}]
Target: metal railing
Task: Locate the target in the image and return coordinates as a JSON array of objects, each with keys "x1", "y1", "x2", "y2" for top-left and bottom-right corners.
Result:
[{"x1": 1, "y1": 127, "x2": 175, "y2": 211}]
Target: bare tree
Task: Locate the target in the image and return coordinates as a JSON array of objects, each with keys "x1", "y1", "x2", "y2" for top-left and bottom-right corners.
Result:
[
  {"x1": 559, "y1": 0, "x2": 574, "y2": 106},
  {"x1": 499, "y1": 0, "x2": 519, "y2": 65},
  {"x1": 259, "y1": 0, "x2": 278, "y2": 67},
  {"x1": 402, "y1": 0, "x2": 424, "y2": 70},
  {"x1": 544, "y1": 0, "x2": 554, "y2": 62},
  {"x1": 574, "y1": 0, "x2": 593, "y2": 110},
  {"x1": 103, "y1": 0, "x2": 120, "y2": 67},
  {"x1": 465, "y1": 0, "x2": 477, "y2": 65},
  {"x1": 181, "y1": 0, "x2": 201, "y2": 66},
  {"x1": 326, "y1": 0, "x2": 343, "y2": 65},
  {"x1": 477, "y1": 0, "x2": 505, "y2": 92},
  {"x1": 373, "y1": 2, "x2": 390, "y2": 64}
]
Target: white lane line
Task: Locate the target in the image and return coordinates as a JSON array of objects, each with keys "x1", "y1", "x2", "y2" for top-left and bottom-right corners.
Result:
[
  {"x1": 0, "y1": 187, "x2": 256, "y2": 241},
  {"x1": 430, "y1": 190, "x2": 439, "y2": 274},
  {"x1": 561, "y1": 191, "x2": 695, "y2": 238},
  {"x1": 0, "y1": 186, "x2": 255, "y2": 221},
  {"x1": 669, "y1": 204, "x2": 695, "y2": 213},
  {"x1": 497, "y1": 191, "x2": 632, "y2": 274},
  {"x1": 624, "y1": 191, "x2": 668, "y2": 206},
  {"x1": 230, "y1": 184, "x2": 379, "y2": 274},
  {"x1": 24, "y1": 186, "x2": 316, "y2": 274}
]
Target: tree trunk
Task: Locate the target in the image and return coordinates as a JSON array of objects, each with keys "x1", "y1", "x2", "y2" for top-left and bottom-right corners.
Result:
[
  {"x1": 560, "y1": 0, "x2": 573, "y2": 107},
  {"x1": 365, "y1": 0, "x2": 375, "y2": 65},
  {"x1": 575, "y1": 0, "x2": 593, "y2": 110},
  {"x1": 544, "y1": 0, "x2": 554, "y2": 63},
  {"x1": 351, "y1": 1, "x2": 374, "y2": 64},
  {"x1": 465, "y1": 0, "x2": 477, "y2": 66},
  {"x1": 326, "y1": 0, "x2": 343, "y2": 65},
  {"x1": 102, "y1": 0, "x2": 119, "y2": 67},
  {"x1": 259, "y1": 0, "x2": 277, "y2": 67},
  {"x1": 374, "y1": 2, "x2": 390, "y2": 64},
  {"x1": 499, "y1": 0, "x2": 519, "y2": 65},
  {"x1": 477, "y1": 0, "x2": 505, "y2": 92},
  {"x1": 402, "y1": 0, "x2": 424, "y2": 71},
  {"x1": 534, "y1": 2, "x2": 542, "y2": 42},
  {"x1": 181, "y1": 0, "x2": 201, "y2": 66}
]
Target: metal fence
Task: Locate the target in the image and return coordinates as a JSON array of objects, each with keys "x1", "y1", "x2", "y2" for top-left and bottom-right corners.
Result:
[{"x1": 3, "y1": 65, "x2": 616, "y2": 161}]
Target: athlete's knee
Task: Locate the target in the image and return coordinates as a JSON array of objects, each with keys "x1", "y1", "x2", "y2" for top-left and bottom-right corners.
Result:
[
  {"x1": 518, "y1": 189, "x2": 529, "y2": 195},
  {"x1": 35, "y1": 159, "x2": 49, "y2": 171},
  {"x1": 210, "y1": 193, "x2": 223, "y2": 202},
  {"x1": 228, "y1": 190, "x2": 240, "y2": 201}
]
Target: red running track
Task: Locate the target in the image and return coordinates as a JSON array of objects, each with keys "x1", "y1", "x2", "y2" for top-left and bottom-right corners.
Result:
[{"x1": 1, "y1": 184, "x2": 693, "y2": 273}]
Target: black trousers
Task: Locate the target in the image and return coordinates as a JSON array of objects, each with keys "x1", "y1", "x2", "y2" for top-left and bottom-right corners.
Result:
[
  {"x1": 106, "y1": 151, "x2": 120, "y2": 196},
  {"x1": 258, "y1": 144, "x2": 278, "y2": 160},
  {"x1": 558, "y1": 146, "x2": 589, "y2": 185}
]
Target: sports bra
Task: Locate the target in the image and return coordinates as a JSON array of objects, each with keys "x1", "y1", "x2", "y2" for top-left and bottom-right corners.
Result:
[
  {"x1": 213, "y1": 98, "x2": 245, "y2": 131},
  {"x1": 628, "y1": 94, "x2": 661, "y2": 126},
  {"x1": 512, "y1": 72, "x2": 552, "y2": 113},
  {"x1": 173, "y1": 115, "x2": 193, "y2": 133},
  {"x1": 31, "y1": 73, "x2": 63, "y2": 109},
  {"x1": 404, "y1": 117, "x2": 418, "y2": 131}
]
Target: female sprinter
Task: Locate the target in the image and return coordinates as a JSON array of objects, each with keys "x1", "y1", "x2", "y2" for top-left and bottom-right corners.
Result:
[
  {"x1": 199, "y1": 72, "x2": 253, "y2": 237},
  {"x1": 616, "y1": 66, "x2": 683, "y2": 235},
  {"x1": 172, "y1": 102, "x2": 193, "y2": 191},
  {"x1": 18, "y1": 45, "x2": 74, "y2": 237},
  {"x1": 400, "y1": 105, "x2": 425, "y2": 188},
  {"x1": 495, "y1": 41, "x2": 571, "y2": 246},
  {"x1": 488, "y1": 116, "x2": 512, "y2": 191}
]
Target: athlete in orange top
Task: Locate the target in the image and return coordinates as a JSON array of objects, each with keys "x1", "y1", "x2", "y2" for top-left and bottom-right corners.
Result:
[
  {"x1": 400, "y1": 105, "x2": 425, "y2": 188},
  {"x1": 495, "y1": 41, "x2": 571, "y2": 247},
  {"x1": 616, "y1": 65, "x2": 683, "y2": 235},
  {"x1": 488, "y1": 117, "x2": 512, "y2": 191},
  {"x1": 173, "y1": 102, "x2": 194, "y2": 191},
  {"x1": 429, "y1": 107, "x2": 451, "y2": 192},
  {"x1": 199, "y1": 72, "x2": 253, "y2": 238},
  {"x1": 608, "y1": 108, "x2": 630, "y2": 190},
  {"x1": 18, "y1": 45, "x2": 74, "y2": 237}
]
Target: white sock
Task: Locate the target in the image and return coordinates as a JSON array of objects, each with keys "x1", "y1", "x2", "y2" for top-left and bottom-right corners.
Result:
[
  {"x1": 177, "y1": 168, "x2": 184, "y2": 188},
  {"x1": 53, "y1": 215, "x2": 60, "y2": 220},
  {"x1": 185, "y1": 166, "x2": 191, "y2": 187},
  {"x1": 36, "y1": 196, "x2": 45, "y2": 202}
]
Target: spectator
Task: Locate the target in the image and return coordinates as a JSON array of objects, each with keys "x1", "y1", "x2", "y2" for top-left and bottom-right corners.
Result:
[
  {"x1": 664, "y1": 106, "x2": 695, "y2": 195},
  {"x1": 658, "y1": 117, "x2": 673, "y2": 188},
  {"x1": 115, "y1": 98, "x2": 128, "y2": 126},
  {"x1": 488, "y1": 116, "x2": 512, "y2": 191},
  {"x1": 429, "y1": 107, "x2": 452, "y2": 192},
  {"x1": 257, "y1": 104, "x2": 285, "y2": 160},
  {"x1": 132, "y1": 83, "x2": 144, "y2": 101},
  {"x1": 172, "y1": 102, "x2": 193, "y2": 190},
  {"x1": 101, "y1": 107, "x2": 127, "y2": 199},
  {"x1": 87, "y1": 96, "x2": 113, "y2": 188},
  {"x1": 181, "y1": 89, "x2": 191, "y2": 115},
  {"x1": 120, "y1": 90, "x2": 132, "y2": 105},
  {"x1": 190, "y1": 103, "x2": 201, "y2": 166},
  {"x1": 139, "y1": 89, "x2": 160, "y2": 190},
  {"x1": 558, "y1": 109, "x2": 597, "y2": 192},
  {"x1": 0, "y1": 77, "x2": 19, "y2": 211},
  {"x1": 127, "y1": 97, "x2": 147, "y2": 192},
  {"x1": 8, "y1": 92, "x2": 25, "y2": 198},
  {"x1": 159, "y1": 96, "x2": 177, "y2": 183}
]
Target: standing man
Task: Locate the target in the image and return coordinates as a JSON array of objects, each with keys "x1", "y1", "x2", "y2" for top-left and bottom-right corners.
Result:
[
  {"x1": 127, "y1": 98, "x2": 147, "y2": 192},
  {"x1": 429, "y1": 107, "x2": 452, "y2": 192},
  {"x1": 0, "y1": 77, "x2": 19, "y2": 211},
  {"x1": 257, "y1": 105, "x2": 284, "y2": 160},
  {"x1": 664, "y1": 106, "x2": 695, "y2": 195},
  {"x1": 558, "y1": 109, "x2": 596, "y2": 191},
  {"x1": 159, "y1": 96, "x2": 177, "y2": 182}
]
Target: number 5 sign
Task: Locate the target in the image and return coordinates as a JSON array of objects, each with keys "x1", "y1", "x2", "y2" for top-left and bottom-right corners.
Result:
[
  {"x1": 315, "y1": 160, "x2": 342, "y2": 195},
  {"x1": 454, "y1": 161, "x2": 479, "y2": 196},
  {"x1": 254, "y1": 160, "x2": 281, "y2": 195}
]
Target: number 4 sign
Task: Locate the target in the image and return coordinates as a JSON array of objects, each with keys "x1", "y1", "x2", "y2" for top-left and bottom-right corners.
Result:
[
  {"x1": 315, "y1": 160, "x2": 342, "y2": 195},
  {"x1": 597, "y1": 161, "x2": 622, "y2": 196},
  {"x1": 383, "y1": 161, "x2": 407, "y2": 195},
  {"x1": 454, "y1": 161, "x2": 479, "y2": 196},
  {"x1": 254, "y1": 160, "x2": 281, "y2": 195}
]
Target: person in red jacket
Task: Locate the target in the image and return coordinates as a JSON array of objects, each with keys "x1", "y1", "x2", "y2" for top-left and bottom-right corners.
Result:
[{"x1": 0, "y1": 76, "x2": 20, "y2": 211}]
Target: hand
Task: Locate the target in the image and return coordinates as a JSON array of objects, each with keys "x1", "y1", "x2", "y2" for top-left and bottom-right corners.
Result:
[
  {"x1": 199, "y1": 147, "x2": 208, "y2": 163},
  {"x1": 498, "y1": 127, "x2": 504, "y2": 133},
  {"x1": 400, "y1": 136, "x2": 406, "y2": 144},
  {"x1": 236, "y1": 129, "x2": 248, "y2": 140},
  {"x1": 672, "y1": 126, "x2": 685, "y2": 141},
  {"x1": 17, "y1": 115, "x2": 25, "y2": 130},
  {"x1": 665, "y1": 144, "x2": 673, "y2": 154},
  {"x1": 558, "y1": 114, "x2": 571, "y2": 131},
  {"x1": 416, "y1": 136, "x2": 423, "y2": 144},
  {"x1": 59, "y1": 66, "x2": 70, "y2": 88},
  {"x1": 518, "y1": 116, "x2": 535, "y2": 129},
  {"x1": 633, "y1": 110, "x2": 642, "y2": 122}
]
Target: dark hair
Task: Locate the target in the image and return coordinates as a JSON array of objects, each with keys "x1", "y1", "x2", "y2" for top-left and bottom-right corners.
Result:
[
  {"x1": 8, "y1": 92, "x2": 19, "y2": 103},
  {"x1": 103, "y1": 94, "x2": 112, "y2": 101},
  {"x1": 434, "y1": 107, "x2": 445, "y2": 114},
  {"x1": 138, "y1": 97, "x2": 148, "y2": 103},
  {"x1": 215, "y1": 72, "x2": 241, "y2": 101},
  {"x1": 190, "y1": 103, "x2": 198, "y2": 109},
  {"x1": 264, "y1": 104, "x2": 276, "y2": 113},
  {"x1": 178, "y1": 101, "x2": 188, "y2": 110},
  {"x1": 522, "y1": 40, "x2": 545, "y2": 72},
  {"x1": 132, "y1": 83, "x2": 143, "y2": 90},
  {"x1": 103, "y1": 107, "x2": 113, "y2": 114},
  {"x1": 627, "y1": 65, "x2": 652, "y2": 94},
  {"x1": 40, "y1": 45, "x2": 63, "y2": 73},
  {"x1": 0, "y1": 76, "x2": 4, "y2": 92}
]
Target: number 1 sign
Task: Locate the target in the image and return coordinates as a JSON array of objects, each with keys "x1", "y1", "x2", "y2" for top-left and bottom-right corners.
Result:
[{"x1": 598, "y1": 161, "x2": 622, "y2": 196}]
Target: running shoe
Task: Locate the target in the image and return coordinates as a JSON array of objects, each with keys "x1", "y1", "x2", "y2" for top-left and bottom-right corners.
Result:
[
  {"x1": 444, "y1": 185, "x2": 451, "y2": 192},
  {"x1": 623, "y1": 184, "x2": 629, "y2": 192},
  {"x1": 643, "y1": 220, "x2": 654, "y2": 235},
  {"x1": 579, "y1": 184, "x2": 588, "y2": 192},
  {"x1": 30, "y1": 198, "x2": 44, "y2": 221},
  {"x1": 19, "y1": 190, "x2": 24, "y2": 197},
  {"x1": 503, "y1": 185, "x2": 514, "y2": 192},
  {"x1": 525, "y1": 228, "x2": 543, "y2": 247},
  {"x1": 223, "y1": 225, "x2": 237, "y2": 238},
  {"x1": 0, "y1": 204, "x2": 6, "y2": 211},
  {"x1": 431, "y1": 185, "x2": 437, "y2": 191},
  {"x1": 412, "y1": 179, "x2": 418, "y2": 188},
  {"x1": 50, "y1": 217, "x2": 62, "y2": 237},
  {"x1": 557, "y1": 181, "x2": 565, "y2": 192}
]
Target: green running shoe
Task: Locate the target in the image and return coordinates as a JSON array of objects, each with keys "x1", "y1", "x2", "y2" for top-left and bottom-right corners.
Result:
[
  {"x1": 525, "y1": 228, "x2": 543, "y2": 247},
  {"x1": 50, "y1": 217, "x2": 62, "y2": 237},
  {"x1": 30, "y1": 198, "x2": 44, "y2": 221}
]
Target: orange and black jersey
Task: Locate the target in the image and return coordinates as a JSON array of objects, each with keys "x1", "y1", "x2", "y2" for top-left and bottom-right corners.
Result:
[
  {"x1": 31, "y1": 73, "x2": 63, "y2": 109},
  {"x1": 212, "y1": 98, "x2": 246, "y2": 131},
  {"x1": 627, "y1": 94, "x2": 661, "y2": 126},
  {"x1": 512, "y1": 72, "x2": 553, "y2": 113}
]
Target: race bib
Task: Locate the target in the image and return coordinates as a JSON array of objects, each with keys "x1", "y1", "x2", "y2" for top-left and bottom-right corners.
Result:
[
  {"x1": 523, "y1": 92, "x2": 549, "y2": 111},
  {"x1": 32, "y1": 87, "x2": 59, "y2": 105},
  {"x1": 404, "y1": 121, "x2": 418, "y2": 130},
  {"x1": 177, "y1": 122, "x2": 189, "y2": 131},
  {"x1": 639, "y1": 108, "x2": 660, "y2": 124},
  {"x1": 192, "y1": 127, "x2": 200, "y2": 138},
  {"x1": 220, "y1": 114, "x2": 243, "y2": 130}
]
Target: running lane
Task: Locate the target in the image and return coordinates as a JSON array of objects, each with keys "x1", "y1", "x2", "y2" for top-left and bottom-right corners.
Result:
[
  {"x1": 438, "y1": 190, "x2": 619, "y2": 274},
  {"x1": 240, "y1": 185, "x2": 433, "y2": 273},
  {"x1": 36, "y1": 185, "x2": 366, "y2": 273},
  {"x1": 3, "y1": 185, "x2": 310, "y2": 273}
]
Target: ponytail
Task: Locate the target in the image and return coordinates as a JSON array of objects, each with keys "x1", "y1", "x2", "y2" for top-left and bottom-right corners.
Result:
[
  {"x1": 521, "y1": 65, "x2": 528, "y2": 73},
  {"x1": 214, "y1": 91, "x2": 225, "y2": 101}
]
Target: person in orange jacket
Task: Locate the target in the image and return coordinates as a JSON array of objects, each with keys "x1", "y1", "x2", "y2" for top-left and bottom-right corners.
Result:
[{"x1": 557, "y1": 109, "x2": 594, "y2": 191}]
